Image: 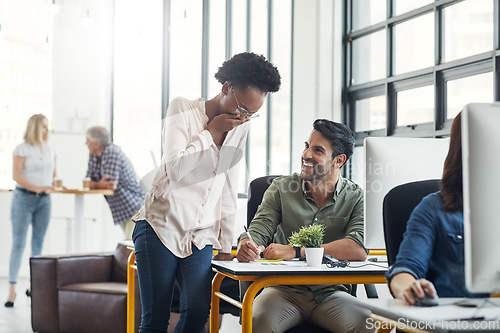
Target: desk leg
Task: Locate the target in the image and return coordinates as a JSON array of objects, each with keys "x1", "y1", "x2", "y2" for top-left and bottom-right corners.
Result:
[
  {"x1": 127, "y1": 251, "x2": 136, "y2": 333},
  {"x1": 74, "y1": 195, "x2": 84, "y2": 252},
  {"x1": 210, "y1": 273, "x2": 225, "y2": 333},
  {"x1": 241, "y1": 285, "x2": 257, "y2": 333},
  {"x1": 240, "y1": 277, "x2": 280, "y2": 333},
  {"x1": 65, "y1": 217, "x2": 72, "y2": 253}
]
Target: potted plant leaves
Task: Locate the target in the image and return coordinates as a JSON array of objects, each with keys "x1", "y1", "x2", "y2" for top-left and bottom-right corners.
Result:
[{"x1": 288, "y1": 224, "x2": 326, "y2": 267}]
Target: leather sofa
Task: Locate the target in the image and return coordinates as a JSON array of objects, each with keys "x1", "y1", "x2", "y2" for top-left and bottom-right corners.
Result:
[{"x1": 30, "y1": 242, "x2": 141, "y2": 333}]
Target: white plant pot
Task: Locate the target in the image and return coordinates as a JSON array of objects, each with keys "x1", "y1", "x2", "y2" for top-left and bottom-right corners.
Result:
[{"x1": 305, "y1": 247, "x2": 324, "y2": 267}]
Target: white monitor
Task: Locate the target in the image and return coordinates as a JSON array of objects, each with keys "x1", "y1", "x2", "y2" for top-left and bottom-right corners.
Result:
[
  {"x1": 463, "y1": 103, "x2": 500, "y2": 293},
  {"x1": 363, "y1": 137, "x2": 450, "y2": 249}
]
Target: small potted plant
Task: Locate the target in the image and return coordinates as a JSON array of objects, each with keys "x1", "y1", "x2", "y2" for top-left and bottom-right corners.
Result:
[{"x1": 288, "y1": 224, "x2": 326, "y2": 267}]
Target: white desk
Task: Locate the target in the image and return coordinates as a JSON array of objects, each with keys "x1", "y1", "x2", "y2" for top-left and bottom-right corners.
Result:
[
  {"x1": 358, "y1": 298, "x2": 500, "y2": 332},
  {"x1": 210, "y1": 259, "x2": 388, "y2": 333},
  {"x1": 53, "y1": 189, "x2": 113, "y2": 252}
]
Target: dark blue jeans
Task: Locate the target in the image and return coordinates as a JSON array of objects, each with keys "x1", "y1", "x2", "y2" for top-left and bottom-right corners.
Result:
[{"x1": 133, "y1": 220, "x2": 213, "y2": 333}]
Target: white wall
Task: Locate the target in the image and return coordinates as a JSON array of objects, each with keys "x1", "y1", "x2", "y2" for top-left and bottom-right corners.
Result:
[
  {"x1": 52, "y1": 0, "x2": 113, "y2": 132},
  {"x1": 291, "y1": 0, "x2": 342, "y2": 172}
]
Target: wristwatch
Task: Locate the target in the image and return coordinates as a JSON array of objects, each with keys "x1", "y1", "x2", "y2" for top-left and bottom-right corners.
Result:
[{"x1": 294, "y1": 246, "x2": 301, "y2": 258}]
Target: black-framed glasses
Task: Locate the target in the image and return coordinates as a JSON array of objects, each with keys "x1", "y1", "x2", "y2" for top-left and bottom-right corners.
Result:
[
  {"x1": 326, "y1": 260, "x2": 350, "y2": 268},
  {"x1": 231, "y1": 87, "x2": 259, "y2": 119}
]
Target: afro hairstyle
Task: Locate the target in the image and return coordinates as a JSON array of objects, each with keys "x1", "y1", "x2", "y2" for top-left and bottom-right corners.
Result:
[{"x1": 214, "y1": 52, "x2": 281, "y2": 94}]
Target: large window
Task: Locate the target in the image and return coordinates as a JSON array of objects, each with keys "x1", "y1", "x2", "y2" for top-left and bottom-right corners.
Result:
[
  {"x1": 161, "y1": 0, "x2": 293, "y2": 192},
  {"x1": 269, "y1": 1, "x2": 292, "y2": 176},
  {"x1": 344, "y1": 0, "x2": 497, "y2": 180},
  {"x1": 113, "y1": 0, "x2": 163, "y2": 179},
  {"x1": 0, "y1": 0, "x2": 55, "y2": 189}
]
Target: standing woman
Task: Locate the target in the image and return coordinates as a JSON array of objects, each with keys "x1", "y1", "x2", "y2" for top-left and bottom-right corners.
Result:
[
  {"x1": 5, "y1": 114, "x2": 56, "y2": 307},
  {"x1": 132, "y1": 52, "x2": 281, "y2": 332}
]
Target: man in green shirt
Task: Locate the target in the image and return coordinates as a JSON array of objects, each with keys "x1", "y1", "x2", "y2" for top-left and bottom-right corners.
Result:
[{"x1": 236, "y1": 119, "x2": 372, "y2": 333}]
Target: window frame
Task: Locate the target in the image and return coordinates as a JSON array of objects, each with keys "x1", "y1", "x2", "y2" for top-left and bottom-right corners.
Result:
[{"x1": 343, "y1": 0, "x2": 499, "y2": 153}]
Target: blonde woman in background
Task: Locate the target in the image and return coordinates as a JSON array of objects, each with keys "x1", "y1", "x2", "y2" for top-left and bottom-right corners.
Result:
[{"x1": 5, "y1": 114, "x2": 56, "y2": 308}]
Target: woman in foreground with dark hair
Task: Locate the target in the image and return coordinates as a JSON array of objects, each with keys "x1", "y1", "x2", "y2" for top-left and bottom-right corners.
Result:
[
  {"x1": 132, "y1": 52, "x2": 281, "y2": 332},
  {"x1": 386, "y1": 112, "x2": 487, "y2": 305}
]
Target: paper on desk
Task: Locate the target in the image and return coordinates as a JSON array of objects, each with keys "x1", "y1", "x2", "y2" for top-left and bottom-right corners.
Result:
[{"x1": 252, "y1": 259, "x2": 304, "y2": 266}]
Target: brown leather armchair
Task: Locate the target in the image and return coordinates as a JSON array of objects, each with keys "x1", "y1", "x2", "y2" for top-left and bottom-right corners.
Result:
[{"x1": 30, "y1": 242, "x2": 141, "y2": 333}]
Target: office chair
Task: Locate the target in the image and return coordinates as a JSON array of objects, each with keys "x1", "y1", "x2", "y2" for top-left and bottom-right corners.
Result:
[
  {"x1": 382, "y1": 179, "x2": 441, "y2": 266},
  {"x1": 246, "y1": 175, "x2": 280, "y2": 227}
]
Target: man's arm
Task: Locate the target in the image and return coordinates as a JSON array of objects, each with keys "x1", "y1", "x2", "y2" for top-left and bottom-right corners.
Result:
[
  {"x1": 323, "y1": 193, "x2": 367, "y2": 261},
  {"x1": 90, "y1": 148, "x2": 120, "y2": 190},
  {"x1": 236, "y1": 180, "x2": 282, "y2": 262},
  {"x1": 89, "y1": 177, "x2": 116, "y2": 190},
  {"x1": 322, "y1": 238, "x2": 367, "y2": 261}
]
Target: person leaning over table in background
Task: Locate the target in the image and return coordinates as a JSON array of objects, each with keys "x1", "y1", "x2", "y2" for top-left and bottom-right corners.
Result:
[
  {"x1": 236, "y1": 119, "x2": 374, "y2": 333},
  {"x1": 85, "y1": 126, "x2": 146, "y2": 240},
  {"x1": 386, "y1": 112, "x2": 489, "y2": 305},
  {"x1": 5, "y1": 114, "x2": 56, "y2": 308},
  {"x1": 131, "y1": 52, "x2": 281, "y2": 333}
]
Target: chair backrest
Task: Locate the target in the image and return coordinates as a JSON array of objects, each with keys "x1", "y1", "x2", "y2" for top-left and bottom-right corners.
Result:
[
  {"x1": 247, "y1": 175, "x2": 280, "y2": 227},
  {"x1": 382, "y1": 179, "x2": 440, "y2": 266}
]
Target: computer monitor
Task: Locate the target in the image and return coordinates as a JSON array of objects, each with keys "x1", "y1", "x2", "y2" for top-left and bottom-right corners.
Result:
[
  {"x1": 463, "y1": 103, "x2": 500, "y2": 293},
  {"x1": 363, "y1": 137, "x2": 450, "y2": 249}
]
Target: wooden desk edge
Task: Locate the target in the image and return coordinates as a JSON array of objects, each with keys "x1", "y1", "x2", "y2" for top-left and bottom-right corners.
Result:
[{"x1": 54, "y1": 189, "x2": 114, "y2": 195}]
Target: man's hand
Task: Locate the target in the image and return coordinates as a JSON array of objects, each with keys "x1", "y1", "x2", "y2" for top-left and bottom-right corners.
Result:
[
  {"x1": 95, "y1": 175, "x2": 117, "y2": 190},
  {"x1": 236, "y1": 239, "x2": 265, "y2": 262},
  {"x1": 212, "y1": 252, "x2": 235, "y2": 261},
  {"x1": 207, "y1": 113, "x2": 248, "y2": 146},
  {"x1": 262, "y1": 243, "x2": 295, "y2": 260}
]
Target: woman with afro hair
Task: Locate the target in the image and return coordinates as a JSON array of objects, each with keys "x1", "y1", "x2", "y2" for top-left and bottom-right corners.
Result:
[{"x1": 132, "y1": 52, "x2": 281, "y2": 332}]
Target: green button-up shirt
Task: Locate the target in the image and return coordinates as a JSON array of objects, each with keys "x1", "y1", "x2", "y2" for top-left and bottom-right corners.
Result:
[{"x1": 240, "y1": 173, "x2": 366, "y2": 302}]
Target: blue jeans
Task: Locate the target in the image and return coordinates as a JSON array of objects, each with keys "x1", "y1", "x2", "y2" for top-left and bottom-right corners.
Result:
[
  {"x1": 133, "y1": 220, "x2": 213, "y2": 333},
  {"x1": 9, "y1": 189, "x2": 51, "y2": 284}
]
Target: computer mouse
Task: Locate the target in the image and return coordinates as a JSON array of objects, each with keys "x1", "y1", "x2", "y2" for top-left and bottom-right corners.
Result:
[{"x1": 412, "y1": 290, "x2": 438, "y2": 307}]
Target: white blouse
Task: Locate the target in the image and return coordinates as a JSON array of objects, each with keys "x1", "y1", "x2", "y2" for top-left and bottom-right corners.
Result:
[
  {"x1": 133, "y1": 97, "x2": 250, "y2": 258},
  {"x1": 13, "y1": 142, "x2": 56, "y2": 188}
]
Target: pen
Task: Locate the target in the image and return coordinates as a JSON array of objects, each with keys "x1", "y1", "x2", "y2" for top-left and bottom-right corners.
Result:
[{"x1": 244, "y1": 226, "x2": 255, "y2": 245}]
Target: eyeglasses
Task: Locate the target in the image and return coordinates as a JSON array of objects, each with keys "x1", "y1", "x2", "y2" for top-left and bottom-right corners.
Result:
[
  {"x1": 326, "y1": 260, "x2": 350, "y2": 268},
  {"x1": 231, "y1": 87, "x2": 259, "y2": 119}
]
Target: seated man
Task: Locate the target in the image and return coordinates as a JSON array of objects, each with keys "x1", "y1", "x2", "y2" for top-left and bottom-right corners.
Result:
[{"x1": 236, "y1": 119, "x2": 372, "y2": 333}]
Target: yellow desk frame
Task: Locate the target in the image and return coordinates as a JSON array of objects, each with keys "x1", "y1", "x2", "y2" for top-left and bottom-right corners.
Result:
[
  {"x1": 210, "y1": 267, "x2": 387, "y2": 333},
  {"x1": 127, "y1": 249, "x2": 137, "y2": 333}
]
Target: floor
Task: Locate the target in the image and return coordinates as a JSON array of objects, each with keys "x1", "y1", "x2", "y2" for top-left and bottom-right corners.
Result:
[
  {"x1": 0, "y1": 277, "x2": 390, "y2": 332},
  {"x1": 0, "y1": 278, "x2": 32, "y2": 333},
  {"x1": 0, "y1": 277, "x2": 241, "y2": 333}
]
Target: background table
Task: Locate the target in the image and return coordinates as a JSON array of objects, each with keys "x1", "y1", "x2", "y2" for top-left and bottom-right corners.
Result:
[
  {"x1": 210, "y1": 259, "x2": 388, "y2": 333},
  {"x1": 53, "y1": 189, "x2": 114, "y2": 252}
]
